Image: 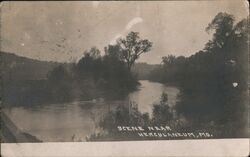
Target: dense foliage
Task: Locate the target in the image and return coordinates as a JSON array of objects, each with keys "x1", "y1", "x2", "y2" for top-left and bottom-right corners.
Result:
[
  {"x1": 3, "y1": 32, "x2": 151, "y2": 106},
  {"x1": 47, "y1": 46, "x2": 139, "y2": 102},
  {"x1": 149, "y1": 13, "x2": 249, "y2": 137},
  {"x1": 46, "y1": 31, "x2": 153, "y2": 102},
  {"x1": 117, "y1": 32, "x2": 153, "y2": 71}
]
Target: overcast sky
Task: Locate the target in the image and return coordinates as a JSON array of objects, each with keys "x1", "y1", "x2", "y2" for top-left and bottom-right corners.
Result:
[{"x1": 1, "y1": 1, "x2": 248, "y2": 64}]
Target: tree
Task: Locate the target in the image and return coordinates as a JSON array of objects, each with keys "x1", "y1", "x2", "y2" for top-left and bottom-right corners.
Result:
[
  {"x1": 117, "y1": 32, "x2": 153, "y2": 71},
  {"x1": 205, "y1": 12, "x2": 235, "y2": 49},
  {"x1": 104, "y1": 44, "x2": 122, "y2": 60},
  {"x1": 152, "y1": 92, "x2": 173, "y2": 125},
  {"x1": 77, "y1": 47, "x2": 102, "y2": 78},
  {"x1": 47, "y1": 65, "x2": 73, "y2": 102},
  {"x1": 162, "y1": 55, "x2": 176, "y2": 66},
  {"x1": 47, "y1": 65, "x2": 71, "y2": 83},
  {"x1": 160, "y1": 92, "x2": 168, "y2": 104},
  {"x1": 83, "y1": 47, "x2": 101, "y2": 59}
]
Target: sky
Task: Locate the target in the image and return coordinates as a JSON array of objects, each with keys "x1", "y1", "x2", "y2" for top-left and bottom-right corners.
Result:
[{"x1": 0, "y1": 1, "x2": 248, "y2": 64}]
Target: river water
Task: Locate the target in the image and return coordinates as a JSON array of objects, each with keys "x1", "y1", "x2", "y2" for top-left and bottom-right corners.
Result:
[{"x1": 4, "y1": 80, "x2": 179, "y2": 142}]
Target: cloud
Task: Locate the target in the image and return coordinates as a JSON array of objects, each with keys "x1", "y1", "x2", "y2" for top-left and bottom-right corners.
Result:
[
  {"x1": 125, "y1": 17, "x2": 143, "y2": 30},
  {"x1": 109, "y1": 17, "x2": 143, "y2": 45},
  {"x1": 109, "y1": 34, "x2": 123, "y2": 45}
]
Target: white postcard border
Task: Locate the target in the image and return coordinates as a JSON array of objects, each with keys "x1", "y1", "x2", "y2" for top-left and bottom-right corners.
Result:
[{"x1": 1, "y1": 139, "x2": 249, "y2": 157}]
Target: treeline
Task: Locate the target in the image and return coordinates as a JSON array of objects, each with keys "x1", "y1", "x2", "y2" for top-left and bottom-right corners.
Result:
[
  {"x1": 131, "y1": 62, "x2": 160, "y2": 80},
  {"x1": 47, "y1": 31, "x2": 152, "y2": 103},
  {"x1": 1, "y1": 52, "x2": 60, "y2": 81},
  {"x1": 3, "y1": 32, "x2": 153, "y2": 106},
  {"x1": 3, "y1": 46, "x2": 138, "y2": 106},
  {"x1": 47, "y1": 46, "x2": 138, "y2": 103},
  {"x1": 148, "y1": 13, "x2": 249, "y2": 137}
]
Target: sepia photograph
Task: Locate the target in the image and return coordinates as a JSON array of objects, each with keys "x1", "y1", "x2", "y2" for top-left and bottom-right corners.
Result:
[{"x1": 0, "y1": 1, "x2": 249, "y2": 155}]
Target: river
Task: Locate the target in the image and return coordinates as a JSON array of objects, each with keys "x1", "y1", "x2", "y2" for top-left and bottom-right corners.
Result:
[{"x1": 4, "y1": 80, "x2": 179, "y2": 142}]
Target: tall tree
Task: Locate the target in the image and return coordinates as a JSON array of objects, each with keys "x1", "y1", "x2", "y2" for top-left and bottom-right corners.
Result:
[
  {"x1": 83, "y1": 47, "x2": 101, "y2": 59},
  {"x1": 117, "y1": 32, "x2": 153, "y2": 71}
]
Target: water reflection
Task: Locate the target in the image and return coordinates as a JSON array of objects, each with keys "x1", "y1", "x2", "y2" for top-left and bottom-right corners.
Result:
[
  {"x1": 129, "y1": 80, "x2": 179, "y2": 114},
  {"x1": 4, "y1": 80, "x2": 179, "y2": 142}
]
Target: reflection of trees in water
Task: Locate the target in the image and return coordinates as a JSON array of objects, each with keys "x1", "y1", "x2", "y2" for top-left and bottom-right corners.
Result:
[
  {"x1": 86, "y1": 92, "x2": 182, "y2": 141},
  {"x1": 89, "y1": 110, "x2": 97, "y2": 134},
  {"x1": 86, "y1": 91, "x2": 229, "y2": 141}
]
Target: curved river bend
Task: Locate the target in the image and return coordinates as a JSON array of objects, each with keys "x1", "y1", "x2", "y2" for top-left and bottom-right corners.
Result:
[{"x1": 4, "y1": 80, "x2": 179, "y2": 142}]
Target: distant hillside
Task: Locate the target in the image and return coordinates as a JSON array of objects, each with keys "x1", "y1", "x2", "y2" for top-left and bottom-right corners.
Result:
[
  {"x1": 132, "y1": 62, "x2": 160, "y2": 80},
  {"x1": 0, "y1": 52, "x2": 159, "y2": 81},
  {"x1": 1, "y1": 52, "x2": 61, "y2": 81}
]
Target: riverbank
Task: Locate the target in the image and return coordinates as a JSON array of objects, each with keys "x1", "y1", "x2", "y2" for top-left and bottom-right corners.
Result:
[
  {"x1": 3, "y1": 80, "x2": 179, "y2": 142},
  {"x1": 1, "y1": 112, "x2": 42, "y2": 143}
]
